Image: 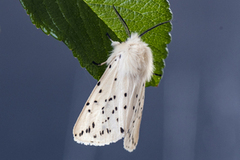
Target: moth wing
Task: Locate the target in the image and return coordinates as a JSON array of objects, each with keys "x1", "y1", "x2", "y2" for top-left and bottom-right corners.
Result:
[
  {"x1": 123, "y1": 81, "x2": 146, "y2": 152},
  {"x1": 73, "y1": 56, "x2": 124, "y2": 146}
]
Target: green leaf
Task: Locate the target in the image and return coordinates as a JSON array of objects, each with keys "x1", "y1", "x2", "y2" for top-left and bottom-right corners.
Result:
[{"x1": 20, "y1": 0, "x2": 172, "y2": 87}]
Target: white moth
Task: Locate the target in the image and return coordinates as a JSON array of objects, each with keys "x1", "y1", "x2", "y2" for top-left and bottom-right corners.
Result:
[{"x1": 73, "y1": 5, "x2": 169, "y2": 152}]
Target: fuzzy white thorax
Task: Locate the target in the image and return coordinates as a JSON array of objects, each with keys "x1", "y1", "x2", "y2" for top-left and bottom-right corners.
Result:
[{"x1": 107, "y1": 33, "x2": 154, "y2": 82}]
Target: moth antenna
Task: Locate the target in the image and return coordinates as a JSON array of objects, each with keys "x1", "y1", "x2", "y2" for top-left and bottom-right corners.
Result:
[
  {"x1": 139, "y1": 21, "x2": 170, "y2": 37},
  {"x1": 113, "y1": 5, "x2": 131, "y2": 37}
]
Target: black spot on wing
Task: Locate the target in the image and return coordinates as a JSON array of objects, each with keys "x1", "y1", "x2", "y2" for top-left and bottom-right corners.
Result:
[
  {"x1": 99, "y1": 89, "x2": 102, "y2": 93},
  {"x1": 97, "y1": 81, "x2": 101, "y2": 86},
  {"x1": 86, "y1": 126, "x2": 91, "y2": 133},
  {"x1": 124, "y1": 93, "x2": 127, "y2": 97},
  {"x1": 79, "y1": 130, "x2": 84, "y2": 136},
  {"x1": 86, "y1": 102, "x2": 90, "y2": 106},
  {"x1": 120, "y1": 127, "x2": 124, "y2": 133}
]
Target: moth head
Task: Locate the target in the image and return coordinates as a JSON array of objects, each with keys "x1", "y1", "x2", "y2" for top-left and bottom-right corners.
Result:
[{"x1": 113, "y1": 5, "x2": 170, "y2": 39}]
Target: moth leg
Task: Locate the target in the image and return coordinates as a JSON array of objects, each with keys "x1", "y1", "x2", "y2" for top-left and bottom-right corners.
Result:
[
  {"x1": 107, "y1": 33, "x2": 120, "y2": 46},
  {"x1": 106, "y1": 33, "x2": 113, "y2": 42},
  {"x1": 92, "y1": 61, "x2": 107, "y2": 66},
  {"x1": 91, "y1": 33, "x2": 111, "y2": 66},
  {"x1": 153, "y1": 73, "x2": 162, "y2": 77},
  {"x1": 92, "y1": 33, "x2": 117, "y2": 66}
]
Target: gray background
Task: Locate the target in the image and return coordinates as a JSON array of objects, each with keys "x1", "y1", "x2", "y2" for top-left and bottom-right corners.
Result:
[{"x1": 1, "y1": 0, "x2": 240, "y2": 160}]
